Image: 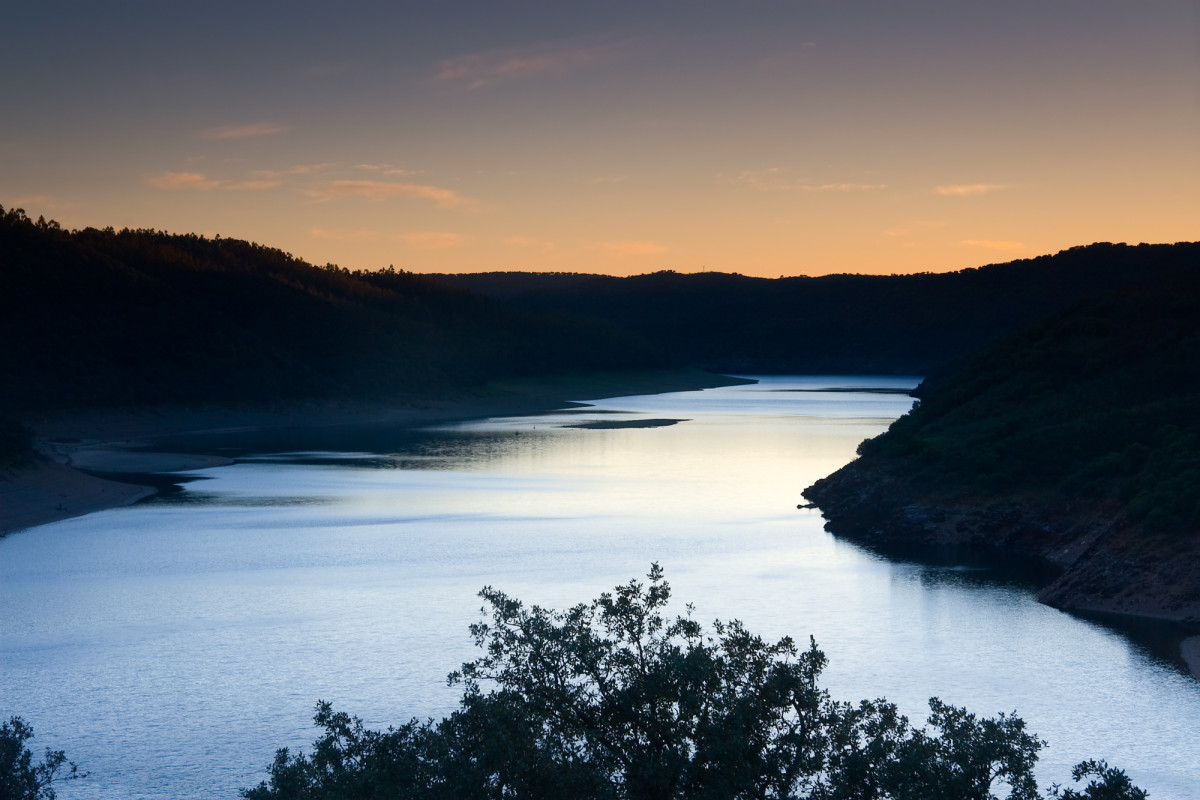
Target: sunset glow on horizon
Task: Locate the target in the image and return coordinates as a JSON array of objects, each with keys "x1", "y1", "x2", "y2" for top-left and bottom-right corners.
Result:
[{"x1": 3, "y1": 1, "x2": 1197, "y2": 277}]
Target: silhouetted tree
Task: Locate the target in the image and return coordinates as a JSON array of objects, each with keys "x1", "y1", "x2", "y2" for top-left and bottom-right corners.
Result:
[
  {"x1": 0, "y1": 717, "x2": 83, "y2": 800},
  {"x1": 243, "y1": 567, "x2": 1145, "y2": 800}
]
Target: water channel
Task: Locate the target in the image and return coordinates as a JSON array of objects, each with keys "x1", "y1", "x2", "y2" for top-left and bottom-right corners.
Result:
[{"x1": 1, "y1": 377, "x2": 1197, "y2": 797}]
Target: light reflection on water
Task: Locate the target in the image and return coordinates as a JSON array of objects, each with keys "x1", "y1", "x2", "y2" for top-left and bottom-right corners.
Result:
[{"x1": 1, "y1": 376, "x2": 1198, "y2": 798}]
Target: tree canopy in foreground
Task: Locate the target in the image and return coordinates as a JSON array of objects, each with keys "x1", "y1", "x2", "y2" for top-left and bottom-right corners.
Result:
[
  {"x1": 0, "y1": 717, "x2": 84, "y2": 800},
  {"x1": 243, "y1": 566, "x2": 1145, "y2": 800}
]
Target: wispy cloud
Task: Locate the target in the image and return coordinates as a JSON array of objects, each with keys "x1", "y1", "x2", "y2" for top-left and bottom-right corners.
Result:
[
  {"x1": 504, "y1": 235, "x2": 555, "y2": 252},
  {"x1": 355, "y1": 163, "x2": 419, "y2": 177},
  {"x1": 602, "y1": 240, "x2": 667, "y2": 256},
  {"x1": 147, "y1": 171, "x2": 285, "y2": 192},
  {"x1": 802, "y1": 182, "x2": 887, "y2": 193},
  {"x1": 733, "y1": 168, "x2": 790, "y2": 191},
  {"x1": 399, "y1": 232, "x2": 468, "y2": 250},
  {"x1": 8, "y1": 194, "x2": 67, "y2": 212},
  {"x1": 588, "y1": 175, "x2": 628, "y2": 186},
  {"x1": 225, "y1": 180, "x2": 282, "y2": 191},
  {"x1": 146, "y1": 171, "x2": 221, "y2": 190},
  {"x1": 732, "y1": 168, "x2": 884, "y2": 193},
  {"x1": 960, "y1": 239, "x2": 1025, "y2": 251},
  {"x1": 935, "y1": 183, "x2": 1015, "y2": 197},
  {"x1": 287, "y1": 163, "x2": 336, "y2": 175},
  {"x1": 435, "y1": 37, "x2": 628, "y2": 90},
  {"x1": 305, "y1": 180, "x2": 475, "y2": 209},
  {"x1": 198, "y1": 122, "x2": 287, "y2": 140}
]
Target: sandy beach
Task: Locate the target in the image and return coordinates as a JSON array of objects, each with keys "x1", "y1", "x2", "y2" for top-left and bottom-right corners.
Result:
[
  {"x1": 0, "y1": 459, "x2": 155, "y2": 535},
  {"x1": 1, "y1": 369, "x2": 746, "y2": 537}
]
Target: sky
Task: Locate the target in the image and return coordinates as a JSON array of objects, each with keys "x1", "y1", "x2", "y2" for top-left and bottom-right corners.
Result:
[{"x1": 2, "y1": 1, "x2": 1198, "y2": 277}]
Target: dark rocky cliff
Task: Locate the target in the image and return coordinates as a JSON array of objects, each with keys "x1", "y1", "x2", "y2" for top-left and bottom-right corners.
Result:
[{"x1": 804, "y1": 463, "x2": 1200, "y2": 624}]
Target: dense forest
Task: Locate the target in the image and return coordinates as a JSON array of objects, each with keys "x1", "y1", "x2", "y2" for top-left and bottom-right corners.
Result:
[
  {"x1": 433, "y1": 242, "x2": 1200, "y2": 374},
  {"x1": 804, "y1": 263, "x2": 1200, "y2": 622},
  {"x1": 6, "y1": 204, "x2": 1196, "y2": 419},
  {"x1": 0, "y1": 207, "x2": 667, "y2": 416}
]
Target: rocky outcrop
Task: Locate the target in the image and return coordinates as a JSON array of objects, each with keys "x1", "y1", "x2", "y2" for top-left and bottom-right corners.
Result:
[{"x1": 803, "y1": 459, "x2": 1200, "y2": 626}]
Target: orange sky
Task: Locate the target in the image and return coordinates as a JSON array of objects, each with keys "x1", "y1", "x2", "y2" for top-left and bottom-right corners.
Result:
[{"x1": 2, "y1": 1, "x2": 1197, "y2": 277}]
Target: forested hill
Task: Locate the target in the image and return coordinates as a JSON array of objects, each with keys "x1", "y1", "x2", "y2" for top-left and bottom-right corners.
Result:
[
  {"x1": 432, "y1": 242, "x2": 1200, "y2": 374},
  {"x1": 803, "y1": 263, "x2": 1200, "y2": 623},
  {"x1": 0, "y1": 208, "x2": 668, "y2": 415}
]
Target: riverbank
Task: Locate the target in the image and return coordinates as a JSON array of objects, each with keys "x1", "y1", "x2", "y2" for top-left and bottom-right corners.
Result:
[
  {"x1": 1, "y1": 369, "x2": 748, "y2": 536},
  {"x1": 802, "y1": 459, "x2": 1200, "y2": 681}
]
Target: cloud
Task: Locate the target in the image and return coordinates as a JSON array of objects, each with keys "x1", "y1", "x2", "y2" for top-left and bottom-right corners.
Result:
[
  {"x1": 802, "y1": 182, "x2": 886, "y2": 193},
  {"x1": 226, "y1": 180, "x2": 282, "y2": 191},
  {"x1": 732, "y1": 169, "x2": 884, "y2": 193},
  {"x1": 399, "y1": 232, "x2": 468, "y2": 250},
  {"x1": 148, "y1": 171, "x2": 285, "y2": 192},
  {"x1": 8, "y1": 194, "x2": 66, "y2": 211},
  {"x1": 504, "y1": 235, "x2": 555, "y2": 252},
  {"x1": 435, "y1": 37, "x2": 627, "y2": 90},
  {"x1": 960, "y1": 239, "x2": 1025, "y2": 251},
  {"x1": 306, "y1": 180, "x2": 475, "y2": 209},
  {"x1": 588, "y1": 175, "x2": 628, "y2": 185},
  {"x1": 146, "y1": 171, "x2": 221, "y2": 190},
  {"x1": 199, "y1": 122, "x2": 287, "y2": 140},
  {"x1": 732, "y1": 168, "x2": 789, "y2": 191},
  {"x1": 935, "y1": 183, "x2": 1014, "y2": 197},
  {"x1": 355, "y1": 164, "x2": 418, "y2": 176},
  {"x1": 603, "y1": 240, "x2": 667, "y2": 256},
  {"x1": 287, "y1": 163, "x2": 336, "y2": 175}
]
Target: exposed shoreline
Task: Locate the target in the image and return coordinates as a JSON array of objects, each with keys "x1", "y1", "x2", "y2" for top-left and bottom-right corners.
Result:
[
  {"x1": 3, "y1": 369, "x2": 748, "y2": 537},
  {"x1": 803, "y1": 459, "x2": 1200, "y2": 682}
]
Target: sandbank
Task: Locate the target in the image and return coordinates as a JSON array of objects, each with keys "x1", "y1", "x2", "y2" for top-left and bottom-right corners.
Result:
[
  {"x1": 563, "y1": 418, "x2": 688, "y2": 430},
  {"x1": 0, "y1": 458, "x2": 154, "y2": 535},
  {"x1": 3, "y1": 369, "x2": 747, "y2": 537}
]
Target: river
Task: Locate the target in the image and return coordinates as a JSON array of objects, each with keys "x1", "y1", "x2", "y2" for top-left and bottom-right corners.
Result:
[{"x1": 1, "y1": 377, "x2": 1197, "y2": 797}]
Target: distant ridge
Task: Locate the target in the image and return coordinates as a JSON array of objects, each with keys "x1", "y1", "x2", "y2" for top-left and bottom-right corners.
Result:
[{"x1": 432, "y1": 242, "x2": 1200, "y2": 374}]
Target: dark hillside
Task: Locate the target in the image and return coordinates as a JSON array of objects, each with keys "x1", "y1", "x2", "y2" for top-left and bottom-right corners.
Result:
[
  {"x1": 804, "y1": 263, "x2": 1200, "y2": 623},
  {"x1": 428, "y1": 271, "x2": 597, "y2": 300},
  {"x1": 439, "y1": 243, "x2": 1200, "y2": 374},
  {"x1": 0, "y1": 208, "x2": 668, "y2": 415}
]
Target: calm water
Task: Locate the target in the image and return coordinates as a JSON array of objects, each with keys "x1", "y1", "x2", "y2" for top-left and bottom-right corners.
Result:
[{"x1": 2, "y1": 377, "x2": 1198, "y2": 798}]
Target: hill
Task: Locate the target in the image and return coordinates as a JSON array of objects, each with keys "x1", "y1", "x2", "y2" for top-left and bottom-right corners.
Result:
[
  {"x1": 433, "y1": 243, "x2": 1200, "y2": 374},
  {"x1": 0, "y1": 207, "x2": 671, "y2": 417},
  {"x1": 803, "y1": 263, "x2": 1200, "y2": 628}
]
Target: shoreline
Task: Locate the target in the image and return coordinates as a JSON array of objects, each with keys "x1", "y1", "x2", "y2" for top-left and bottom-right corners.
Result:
[
  {"x1": 803, "y1": 461, "x2": 1200, "y2": 682},
  {"x1": 1182, "y1": 636, "x2": 1200, "y2": 681},
  {"x1": 0, "y1": 458, "x2": 156, "y2": 536},
  {"x1": 2, "y1": 369, "x2": 748, "y2": 537}
]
